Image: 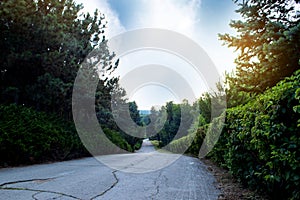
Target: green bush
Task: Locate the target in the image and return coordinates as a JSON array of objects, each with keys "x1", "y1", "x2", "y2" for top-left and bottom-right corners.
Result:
[
  {"x1": 165, "y1": 124, "x2": 207, "y2": 155},
  {"x1": 209, "y1": 70, "x2": 300, "y2": 199},
  {"x1": 133, "y1": 139, "x2": 143, "y2": 150},
  {"x1": 103, "y1": 128, "x2": 133, "y2": 153},
  {"x1": 150, "y1": 140, "x2": 161, "y2": 149},
  {"x1": 0, "y1": 104, "x2": 140, "y2": 166},
  {"x1": 165, "y1": 134, "x2": 194, "y2": 154},
  {"x1": 0, "y1": 104, "x2": 86, "y2": 166}
]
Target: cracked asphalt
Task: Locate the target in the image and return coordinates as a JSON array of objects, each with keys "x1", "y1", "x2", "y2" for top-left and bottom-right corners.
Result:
[{"x1": 0, "y1": 140, "x2": 220, "y2": 200}]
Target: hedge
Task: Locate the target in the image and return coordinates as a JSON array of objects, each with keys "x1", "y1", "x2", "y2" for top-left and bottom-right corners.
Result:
[
  {"x1": 209, "y1": 69, "x2": 300, "y2": 199},
  {"x1": 0, "y1": 104, "x2": 138, "y2": 166},
  {"x1": 0, "y1": 104, "x2": 86, "y2": 166}
]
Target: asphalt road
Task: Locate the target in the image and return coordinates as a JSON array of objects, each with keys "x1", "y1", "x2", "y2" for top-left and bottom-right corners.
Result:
[{"x1": 0, "y1": 139, "x2": 220, "y2": 200}]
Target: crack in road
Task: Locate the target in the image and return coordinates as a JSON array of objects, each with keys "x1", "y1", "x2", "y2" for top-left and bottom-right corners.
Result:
[
  {"x1": 0, "y1": 187, "x2": 80, "y2": 199},
  {"x1": 0, "y1": 141, "x2": 221, "y2": 199},
  {"x1": 32, "y1": 191, "x2": 41, "y2": 200},
  {"x1": 151, "y1": 170, "x2": 163, "y2": 200},
  {"x1": 0, "y1": 178, "x2": 55, "y2": 188},
  {"x1": 162, "y1": 175, "x2": 169, "y2": 188},
  {"x1": 91, "y1": 170, "x2": 119, "y2": 199},
  {"x1": 0, "y1": 178, "x2": 80, "y2": 200},
  {"x1": 0, "y1": 169, "x2": 121, "y2": 200}
]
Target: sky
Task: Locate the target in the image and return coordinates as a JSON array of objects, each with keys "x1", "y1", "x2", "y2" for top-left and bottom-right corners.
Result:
[{"x1": 77, "y1": 0, "x2": 240, "y2": 110}]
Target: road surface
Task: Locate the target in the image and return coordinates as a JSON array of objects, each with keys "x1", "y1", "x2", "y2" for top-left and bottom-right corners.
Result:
[{"x1": 0, "y1": 139, "x2": 220, "y2": 200}]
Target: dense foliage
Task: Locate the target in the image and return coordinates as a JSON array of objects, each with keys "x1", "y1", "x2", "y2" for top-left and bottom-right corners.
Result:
[
  {"x1": 163, "y1": 70, "x2": 299, "y2": 199},
  {"x1": 0, "y1": 0, "x2": 142, "y2": 166},
  {"x1": 149, "y1": 100, "x2": 195, "y2": 147},
  {"x1": 164, "y1": 123, "x2": 207, "y2": 155},
  {"x1": 155, "y1": 1, "x2": 300, "y2": 199},
  {"x1": 1, "y1": 1, "x2": 299, "y2": 199},
  {"x1": 0, "y1": 104, "x2": 86, "y2": 166},
  {"x1": 0, "y1": 0, "x2": 104, "y2": 116},
  {"x1": 210, "y1": 1, "x2": 300, "y2": 198},
  {"x1": 210, "y1": 69, "x2": 300, "y2": 199},
  {"x1": 220, "y1": 0, "x2": 300, "y2": 93}
]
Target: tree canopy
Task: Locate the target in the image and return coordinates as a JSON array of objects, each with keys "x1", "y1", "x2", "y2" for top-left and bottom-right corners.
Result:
[
  {"x1": 0, "y1": 0, "x2": 108, "y2": 115},
  {"x1": 220, "y1": 0, "x2": 300, "y2": 93},
  {"x1": 0, "y1": 0, "x2": 143, "y2": 165}
]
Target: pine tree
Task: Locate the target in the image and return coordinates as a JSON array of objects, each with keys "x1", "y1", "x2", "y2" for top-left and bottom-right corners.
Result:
[{"x1": 220, "y1": 0, "x2": 300, "y2": 93}]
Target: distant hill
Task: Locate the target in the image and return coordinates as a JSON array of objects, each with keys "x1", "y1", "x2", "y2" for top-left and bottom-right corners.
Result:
[{"x1": 139, "y1": 110, "x2": 151, "y2": 115}]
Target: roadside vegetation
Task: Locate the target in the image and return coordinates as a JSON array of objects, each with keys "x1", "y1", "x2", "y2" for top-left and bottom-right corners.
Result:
[
  {"x1": 1, "y1": 0, "x2": 299, "y2": 199},
  {"x1": 0, "y1": 0, "x2": 142, "y2": 166},
  {"x1": 148, "y1": 1, "x2": 300, "y2": 199}
]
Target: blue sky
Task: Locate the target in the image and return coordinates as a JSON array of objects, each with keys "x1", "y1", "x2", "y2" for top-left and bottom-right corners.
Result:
[
  {"x1": 77, "y1": 0, "x2": 240, "y2": 109},
  {"x1": 106, "y1": 0, "x2": 139, "y2": 28},
  {"x1": 108, "y1": 0, "x2": 237, "y2": 31}
]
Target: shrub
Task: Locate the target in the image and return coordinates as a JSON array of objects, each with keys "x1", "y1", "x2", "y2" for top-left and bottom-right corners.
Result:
[
  {"x1": 165, "y1": 124, "x2": 207, "y2": 155},
  {"x1": 133, "y1": 139, "x2": 143, "y2": 150},
  {"x1": 0, "y1": 104, "x2": 140, "y2": 166},
  {"x1": 0, "y1": 104, "x2": 86, "y2": 166},
  {"x1": 103, "y1": 128, "x2": 133, "y2": 153},
  {"x1": 209, "y1": 70, "x2": 300, "y2": 199}
]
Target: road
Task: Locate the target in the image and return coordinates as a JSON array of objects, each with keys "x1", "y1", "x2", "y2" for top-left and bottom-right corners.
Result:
[{"x1": 0, "y1": 139, "x2": 220, "y2": 200}]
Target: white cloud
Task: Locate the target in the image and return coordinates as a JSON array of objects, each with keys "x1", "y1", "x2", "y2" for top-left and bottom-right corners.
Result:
[
  {"x1": 127, "y1": 0, "x2": 236, "y2": 74},
  {"x1": 132, "y1": 0, "x2": 201, "y2": 38}
]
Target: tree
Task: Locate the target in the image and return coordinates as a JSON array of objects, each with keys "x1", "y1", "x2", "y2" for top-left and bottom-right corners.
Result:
[
  {"x1": 0, "y1": 0, "x2": 107, "y2": 118},
  {"x1": 147, "y1": 106, "x2": 161, "y2": 139},
  {"x1": 224, "y1": 71, "x2": 252, "y2": 108},
  {"x1": 149, "y1": 101, "x2": 195, "y2": 147},
  {"x1": 0, "y1": 0, "x2": 142, "y2": 156},
  {"x1": 129, "y1": 101, "x2": 142, "y2": 126},
  {"x1": 220, "y1": 0, "x2": 300, "y2": 93},
  {"x1": 198, "y1": 93, "x2": 212, "y2": 123}
]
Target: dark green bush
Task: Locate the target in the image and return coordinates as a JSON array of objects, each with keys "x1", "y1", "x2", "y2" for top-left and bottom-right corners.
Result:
[
  {"x1": 133, "y1": 139, "x2": 143, "y2": 150},
  {"x1": 0, "y1": 104, "x2": 86, "y2": 166},
  {"x1": 103, "y1": 128, "x2": 133, "y2": 153},
  {"x1": 0, "y1": 104, "x2": 140, "y2": 166},
  {"x1": 165, "y1": 124, "x2": 207, "y2": 155},
  {"x1": 209, "y1": 70, "x2": 300, "y2": 199},
  {"x1": 165, "y1": 134, "x2": 194, "y2": 154}
]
